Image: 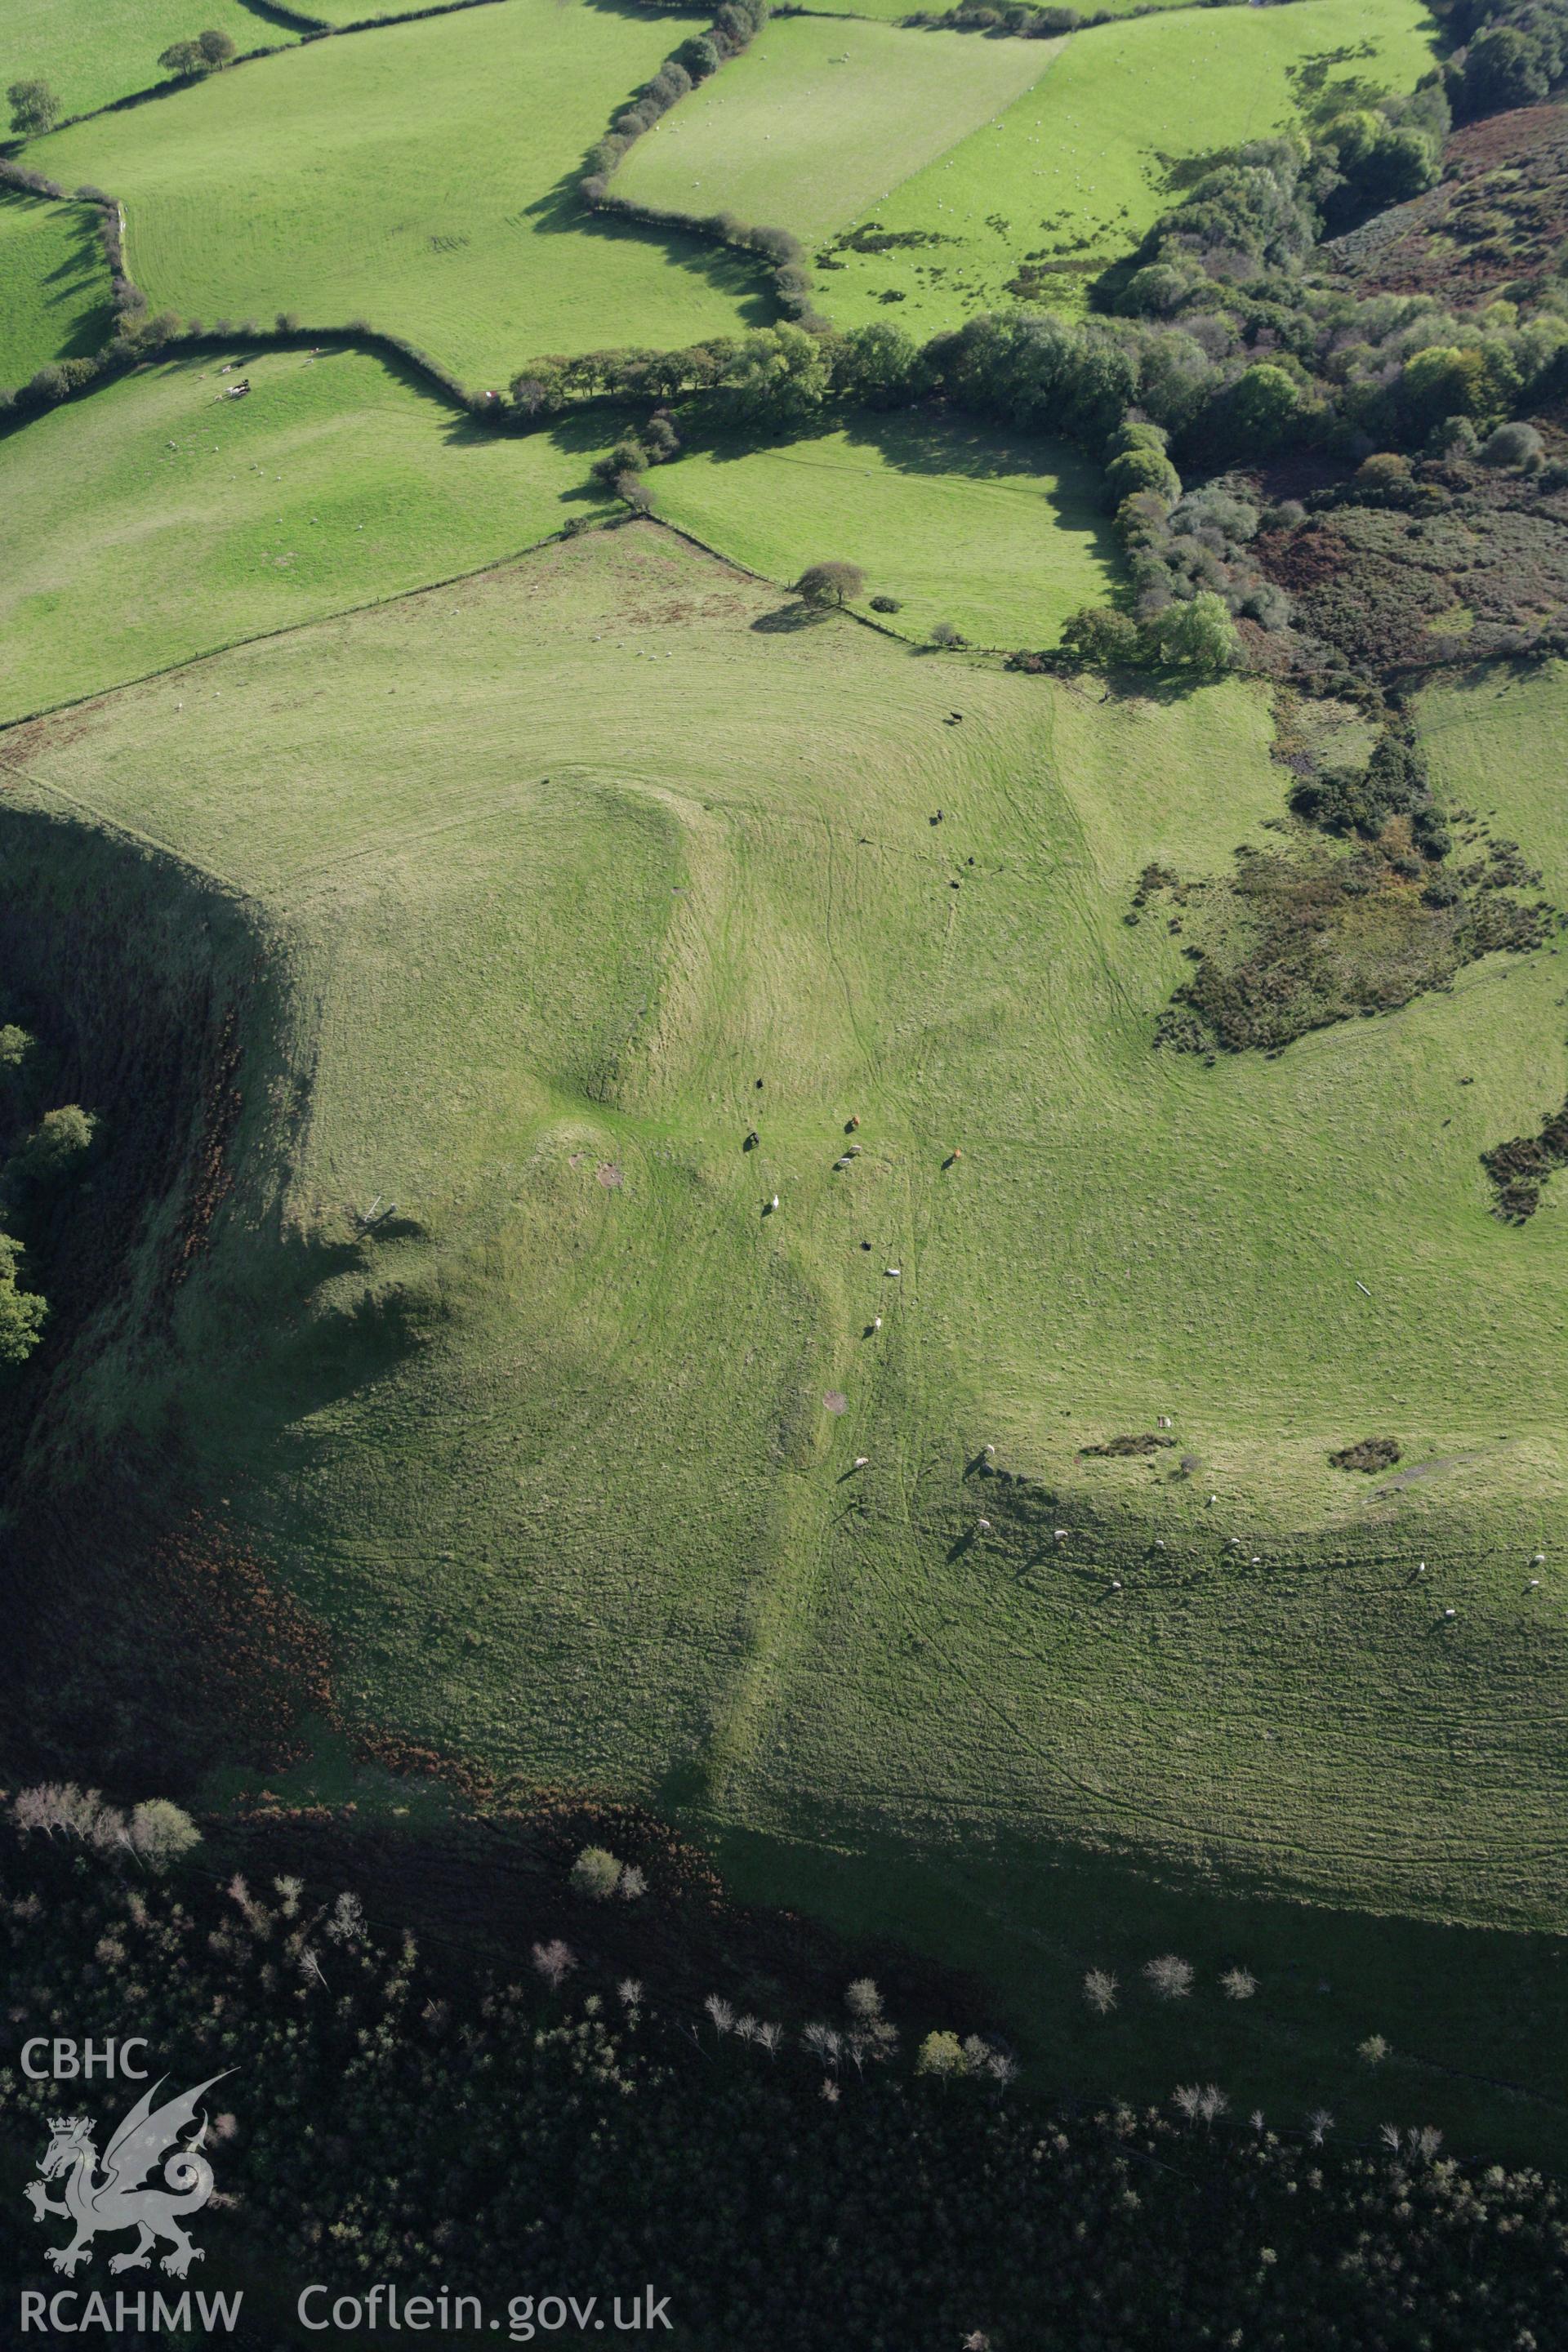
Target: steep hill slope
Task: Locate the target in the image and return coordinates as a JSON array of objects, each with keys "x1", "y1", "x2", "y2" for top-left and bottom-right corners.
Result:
[{"x1": 3, "y1": 527, "x2": 1565, "y2": 1959}]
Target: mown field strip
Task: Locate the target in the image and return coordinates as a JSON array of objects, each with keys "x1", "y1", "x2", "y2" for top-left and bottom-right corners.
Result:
[{"x1": 617, "y1": 11, "x2": 1063, "y2": 244}]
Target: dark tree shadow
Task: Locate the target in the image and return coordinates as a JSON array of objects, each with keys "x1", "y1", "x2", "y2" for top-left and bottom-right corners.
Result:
[
  {"x1": 1, "y1": 191, "x2": 116, "y2": 363},
  {"x1": 752, "y1": 602, "x2": 829, "y2": 634},
  {"x1": 523, "y1": 174, "x2": 776, "y2": 328}
]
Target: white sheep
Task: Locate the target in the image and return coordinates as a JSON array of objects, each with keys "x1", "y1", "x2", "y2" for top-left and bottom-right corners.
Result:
[
  {"x1": 853, "y1": 1455, "x2": 869, "y2": 1468},
  {"x1": 978, "y1": 1517, "x2": 991, "y2": 1531},
  {"x1": 1532, "y1": 1552, "x2": 1547, "y2": 1565}
]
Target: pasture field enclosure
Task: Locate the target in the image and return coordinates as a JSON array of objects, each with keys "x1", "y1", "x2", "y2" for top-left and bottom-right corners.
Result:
[
  {"x1": 651, "y1": 413, "x2": 1116, "y2": 644},
  {"x1": 809, "y1": 0, "x2": 1441, "y2": 336},
  {"x1": 0, "y1": 191, "x2": 110, "y2": 385},
  {"x1": 0, "y1": 0, "x2": 295, "y2": 120},
  {"x1": 615, "y1": 13, "x2": 1062, "y2": 246},
  {"x1": 0, "y1": 346, "x2": 612, "y2": 722},
  {"x1": 6, "y1": 531, "x2": 1568, "y2": 2155},
  {"x1": 27, "y1": 0, "x2": 768, "y2": 386}
]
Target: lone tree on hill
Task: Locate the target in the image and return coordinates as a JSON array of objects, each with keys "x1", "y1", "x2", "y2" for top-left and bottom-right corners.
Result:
[
  {"x1": 158, "y1": 29, "x2": 238, "y2": 77},
  {"x1": 793, "y1": 561, "x2": 865, "y2": 609},
  {"x1": 7, "y1": 78, "x2": 61, "y2": 135}
]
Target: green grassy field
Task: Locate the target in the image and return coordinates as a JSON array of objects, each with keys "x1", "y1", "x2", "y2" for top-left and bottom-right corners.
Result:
[
  {"x1": 651, "y1": 413, "x2": 1115, "y2": 644},
  {"x1": 0, "y1": 0, "x2": 294, "y2": 121},
  {"x1": 808, "y1": 0, "x2": 1440, "y2": 334},
  {"x1": 6, "y1": 531, "x2": 1568, "y2": 2157},
  {"x1": 28, "y1": 0, "x2": 766, "y2": 385},
  {"x1": 0, "y1": 347, "x2": 612, "y2": 722},
  {"x1": 616, "y1": 13, "x2": 1062, "y2": 245},
  {"x1": 0, "y1": 190, "x2": 112, "y2": 386}
]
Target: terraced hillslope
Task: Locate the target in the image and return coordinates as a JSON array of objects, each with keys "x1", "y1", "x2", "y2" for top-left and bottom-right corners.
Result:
[{"x1": 3, "y1": 528, "x2": 1565, "y2": 1958}]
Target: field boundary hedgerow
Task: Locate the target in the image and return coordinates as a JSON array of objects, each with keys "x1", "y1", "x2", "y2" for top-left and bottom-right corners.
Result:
[
  {"x1": 576, "y1": 0, "x2": 822, "y2": 327},
  {"x1": 0, "y1": 498, "x2": 914, "y2": 742},
  {"x1": 0, "y1": 511, "x2": 657, "y2": 736}
]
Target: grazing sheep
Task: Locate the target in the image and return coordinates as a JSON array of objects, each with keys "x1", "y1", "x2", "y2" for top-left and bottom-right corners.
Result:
[
  {"x1": 854, "y1": 1455, "x2": 869, "y2": 1468},
  {"x1": 766, "y1": 1194, "x2": 779, "y2": 1214},
  {"x1": 1054, "y1": 1528, "x2": 1067, "y2": 1541},
  {"x1": 1532, "y1": 1552, "x2": 1547, "y2": 1565},
  {"x1": 978, "y1": 1517, "x2": 991, "y2": 1531},
  {"x1": 1109, "y1": 1579, "x2": 1122, "y2": 1592},
  {"x1": 1444, "y1": 1606, "x2": 1456, "y2": 1619},
  {"x1": 885, "y1": 1267, "x2": 901, "y2": 1276}
]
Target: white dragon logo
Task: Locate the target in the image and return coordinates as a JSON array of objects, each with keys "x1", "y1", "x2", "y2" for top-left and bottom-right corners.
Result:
[{"x1": 25, "y1": 2074, "x2": 230, "y2": 2278}]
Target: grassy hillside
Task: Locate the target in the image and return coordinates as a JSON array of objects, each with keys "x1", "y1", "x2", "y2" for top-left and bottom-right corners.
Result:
[
  {"x1": 6, "y1": 527, "x2": 1566, "y2": 1945},
  {"x1": 0, "y1": 347, "x2": 611, "y2": 722},
  {"x1": 29, "y1": 0, "x2": 766, "y2": 385},
  {"x1": 0, "y1": 190, "x2": 112, "y2": 385},
  {"x1": 651, "y1": 413, "x2": 1115, "y2": 644},
  {"x1": 812, "y1": 0, "x2": 1440, "y2": 335},
  {"x1": 0, "y1": 0, "x2": 295, "y2": 120},
  {"x1": 616, "y1": 14, "x2": 1062, "y2": 246}
]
